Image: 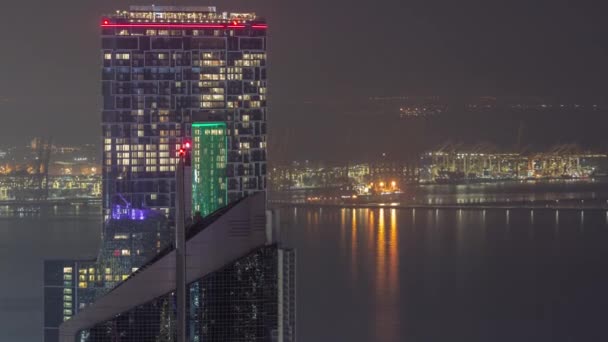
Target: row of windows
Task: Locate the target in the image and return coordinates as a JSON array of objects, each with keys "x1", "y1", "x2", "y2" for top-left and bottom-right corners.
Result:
[
  {"x1": 104, "y1": 140, "x2": 183, "y2": 148},
  {"x1": 108, "y1": 84, "x2": 266, "y2": 97},
  {"x1": 102, "y1": 108, "x2": 266, "y2": 123},
  {"x1": 111, "y1": 143, "x2": 182, "y2": 152},
  {"x1": 106, "y1": 146, "x2": 182, "y2": 154},
  {"x1": 77, "y1": 274, "x2": 131, "y2": 289},
  {"x1": 104, "y1": 58, "x2": 265, "y2": 69},
  {"x1": 102, "y1": 36, "x2": 265, "y2": 51},
  {"x1": 103, "y1": 70, "x2": 267, "y2": 84},
  {"x1": 105, "y1": 51, "x2": 262, "y2": 60},
  {"x1": 110, "y1": 98, "x2": 266, "y2": 110},
  {"x1": 114, "y1": 158, "x2": 178, "y2": 166},
  {"x1": 114, "y1": 151, "x2": 176, "y2": 158},
  {"x1": 129, "y1": 165, "x2": 177, "y2": 172},
  {"x1": 106, "y1": 52, "x2": 264, "y2": 63}
]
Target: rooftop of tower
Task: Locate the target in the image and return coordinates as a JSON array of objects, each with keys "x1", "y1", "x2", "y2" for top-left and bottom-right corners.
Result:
[{"x1": 104, "y1": 5, "x2": 263, "y2": 25}]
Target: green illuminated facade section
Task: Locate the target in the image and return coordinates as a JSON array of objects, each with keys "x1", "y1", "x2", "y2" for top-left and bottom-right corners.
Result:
[{"x1": 192, "y1": 122, "x2": 228, "y2": 217}]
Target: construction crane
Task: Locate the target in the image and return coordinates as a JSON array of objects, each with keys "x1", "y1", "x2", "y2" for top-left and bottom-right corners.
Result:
[{"x1": 33, "y1": 137, "x2": 52, "y2": 201}]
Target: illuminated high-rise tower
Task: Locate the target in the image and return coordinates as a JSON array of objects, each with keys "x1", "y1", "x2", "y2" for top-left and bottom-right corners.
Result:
[
  {"x1": 101, "y1": 5, "x2": 268, "y2": 222},
  {"x1": 43, "y1": 8, "x2": 269, "y2": 341}
]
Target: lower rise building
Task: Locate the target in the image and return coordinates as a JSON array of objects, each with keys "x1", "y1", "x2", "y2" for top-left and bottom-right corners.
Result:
[{"x1": 44, "y1": 210, "x2": 171, "y2": 342}]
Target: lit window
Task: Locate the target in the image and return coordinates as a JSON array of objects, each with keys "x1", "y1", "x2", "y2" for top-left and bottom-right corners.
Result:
[{"x1": 63, "y1": 267, "x2": 73, "y2": 274}]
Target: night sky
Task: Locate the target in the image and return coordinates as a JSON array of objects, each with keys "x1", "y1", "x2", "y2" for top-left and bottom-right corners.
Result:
[{"x1": 1, "y1": 0, "x2": 608, "y2": 151}]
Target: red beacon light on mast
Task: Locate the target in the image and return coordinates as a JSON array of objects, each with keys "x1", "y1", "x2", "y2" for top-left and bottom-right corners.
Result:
[
  {"x1": 179, "y1": 140, "x2": 192, "y2": 166},
  {"x1": 102, "y1": 19, "x2": 110, "y2": 26}
]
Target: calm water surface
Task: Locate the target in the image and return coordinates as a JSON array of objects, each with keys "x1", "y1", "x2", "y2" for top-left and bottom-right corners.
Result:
[
  {"x1": 280, "y1": 206, "x2": 608, "y2": 342},
  {"x1": 0, "y1": 204, "x2": 100, "y2": 342},
  {"x1": 2, "y1": 184, "x2": 608, "y2": 342}
]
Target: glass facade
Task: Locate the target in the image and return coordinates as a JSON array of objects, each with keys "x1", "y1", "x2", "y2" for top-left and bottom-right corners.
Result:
[
  {"x1": 44, "y1": 211, "x2": 171, "y2": 342},
  {"x1": 78, "y1": 245, "x2": 295, "y2": 342},
  {"x1": 192, "y1": 122, "x2": 227, "y2": 217},
  {"x1": 96, "y1": 209, "x2": 172, "y2": 287},
  {"x1": 101, "y1": 6, "x2": 268, "y2": 223}
]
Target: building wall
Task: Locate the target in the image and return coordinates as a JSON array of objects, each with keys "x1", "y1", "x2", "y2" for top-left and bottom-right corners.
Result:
[
  {"x1": 44, "y1": 260, "x2": 99, "y2": 342},
  {"x1": 77, "y1": 245, "x2": 294, "y2": 342},
  {"x1": 279, "y1": 249, "x2": 297, "y2": 342},
  {"x1": 101, "y1": 12, "x2": 268, "y2": 223}
]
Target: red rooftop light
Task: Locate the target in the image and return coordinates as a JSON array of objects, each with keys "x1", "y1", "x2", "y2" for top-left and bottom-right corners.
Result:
[{"x1": 100, "y1": 22, "x2": 266, "y2": 30}]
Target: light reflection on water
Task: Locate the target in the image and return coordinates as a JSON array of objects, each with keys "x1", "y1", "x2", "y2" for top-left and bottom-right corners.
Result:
[
  {"x1": 282, "y1": 205, "x2": 608, "y2": 342},
  {"x1": 351, "y1": 209, "x2": 357, "y2": 279}
]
